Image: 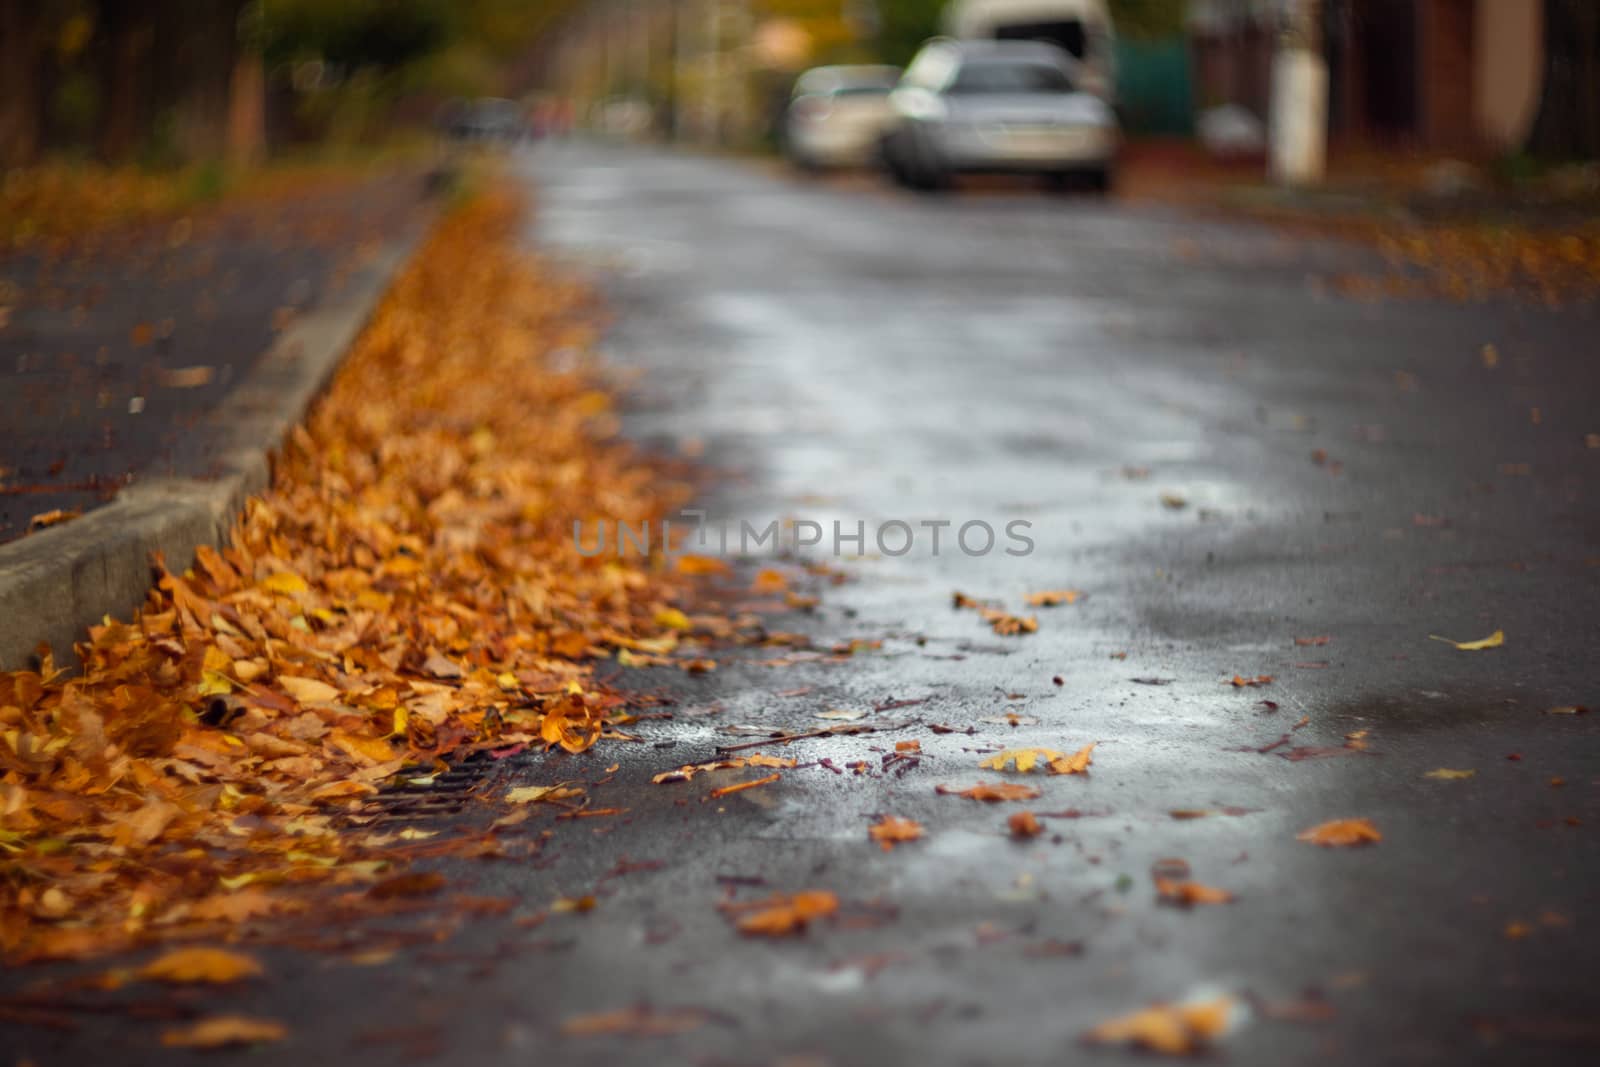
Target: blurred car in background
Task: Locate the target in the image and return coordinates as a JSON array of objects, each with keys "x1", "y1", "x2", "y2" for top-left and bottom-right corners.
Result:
[
  {"x1": 945, "y1": 0, "x2": 1117, "y2": 102},
  {"x1": 441, "y1": 98, "x2": 527, "y2": 145},
  {"x1": 880, "y1": 39, "x2": 1118, "y2": 193},
  {"x1": 592, "y1": 95, "x2": 656, "y2": 140},
  {"x1": 783, "y1": 65, "x2": 901, "y2": 171}
]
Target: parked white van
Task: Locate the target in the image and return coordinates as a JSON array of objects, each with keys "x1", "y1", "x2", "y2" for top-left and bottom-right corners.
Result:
[{"x1": 943, "y1": 0, "x2": 1116, "y2": 101}]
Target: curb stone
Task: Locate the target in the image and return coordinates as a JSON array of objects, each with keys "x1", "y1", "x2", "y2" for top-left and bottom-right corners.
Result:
[{"x1": 0, "y1": 211, "x2": 434, "y2": 671}]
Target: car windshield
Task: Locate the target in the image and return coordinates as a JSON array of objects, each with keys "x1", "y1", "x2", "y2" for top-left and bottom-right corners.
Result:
[
  {"x1": 832, "y1": 85, "x2": 892, "y2": 97},
  {"x1": 947, "y1": 60, "x2": 1074, "y2": 95}
]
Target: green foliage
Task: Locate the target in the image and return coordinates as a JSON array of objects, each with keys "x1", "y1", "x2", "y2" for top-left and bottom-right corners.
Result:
[
  {"x1": 261, "y1": 0, "x2": 456, "y2": 72},
  {"x1": 873, "y1": 0, "x2": 945, "y2": 67}
]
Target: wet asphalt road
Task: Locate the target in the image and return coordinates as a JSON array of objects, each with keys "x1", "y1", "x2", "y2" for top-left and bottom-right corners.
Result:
[
  {"x1": 505, "y1": 143, "x2": 1600, "y2": 1065},
  {"x1": 12, "y1": 143, "x2": 1600, "y2": 1065}
]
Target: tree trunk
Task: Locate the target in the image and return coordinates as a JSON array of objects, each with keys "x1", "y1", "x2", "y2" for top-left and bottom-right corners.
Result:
[
  {"x1": 1529, "y1": 0, "x2": 1600, "y2": 159},
  {"x1": 0, "y1": 0, "x2": 46, "y2": 166},
  {"x1": 166, "y1": 0, "x2": 245, "y2": 160},
  {"x1": 226, "y1": 49, "x2": 266, "y2": 168},
  {"x1": 97, "y1": 1, "x2": 155, "y2": 163}
]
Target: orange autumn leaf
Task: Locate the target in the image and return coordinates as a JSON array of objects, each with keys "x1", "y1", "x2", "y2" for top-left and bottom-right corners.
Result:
[
  {"x1": 1297, "y1": 818, "x2": 1382, "y2": 847},
  {"x1": 562, "y1": 1005, "x2": 710, "y2": 1038},
  {"x1": 1085, "y1": 996, "x2": 1236, "y2": 1055},
  {"x1": 1229, "y1": 674, "x2": 1273, "y2": 688},
  {"x1": 868, "y1": 815, "x2": 925, "y2": 851},
  {"x1": 137, "y1": 947, "x2": 263, "y2": 985},
  {"x1": 981, "y1": 609, "x2": 1038, "y2": 636},
  {"x1": 1008, "y1": 811, "x2": 1043, "y2": 838},
  {"x1": 937, "y1": 781, "x2": 1042, "y2": 802},
  {"x1": 750, "y1": 568, "x2": 788, "y2": 593},
  {"x1": 733, "y1": 890, "x2": 839, "y2": 937},
  {"x1": 1048, "y1": 743, "x2": 1096, "y2": 776},
  {"x1": 708, "y1": 772, "x2": 781, "y2": 798},
  {"x1": 1024, "y1": 589, "x2": 1082, "y2": 606},
  {"x1": 1154, "y1": 877, "x2": 1235, "y2": 907},
  {"x1": 161, "y1": 1016, "x2": 286, "y2": 1049},
  {"x1": 676, "y1": 554, "x2": 730, "y2": 576}
]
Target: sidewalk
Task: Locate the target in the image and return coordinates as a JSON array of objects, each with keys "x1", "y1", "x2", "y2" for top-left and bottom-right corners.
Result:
[
  {"x1": 0, "y1": 169, "x2": 435, "y2": 670},
  {"x1": 1117, "y1": 138, "x2": 1600, "y2": 305},
  {"x1": 0, "y1": 172, "x2": 427, "y2": 543}
]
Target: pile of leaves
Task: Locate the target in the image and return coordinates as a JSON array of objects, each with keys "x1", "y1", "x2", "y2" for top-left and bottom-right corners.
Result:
[{"x1": 0, "y1": 188, "x2": 707, "y2": 962}]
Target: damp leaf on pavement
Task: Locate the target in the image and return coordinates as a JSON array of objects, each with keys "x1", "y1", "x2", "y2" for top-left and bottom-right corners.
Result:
[
  {"x1": 161, "y1": 1015, "x2": 287, "y2": 1049},
  {"x1": 1297, "y1": 818, "x2": 1382, "y2": 847},
  {"x1": 1428, "y1": 629, "x2": 1504, "y2": 650},
  {"x1": 868, "y1": 815, "x2": 925, "y2": 851},
  {"x1": 137, "y1": 947, "x2": 263, "y2": 985},
  {"x1": 1084, "y1": 995, "x2": 1236, "y2": 1055},
  {"x1": 979, "y1": 748, "x2": 1063, "y2": 773}
]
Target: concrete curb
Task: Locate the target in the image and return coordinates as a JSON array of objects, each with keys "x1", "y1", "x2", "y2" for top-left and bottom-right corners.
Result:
[{"x1": 0, "y1": 212, "x2": 434, "y2": 671}]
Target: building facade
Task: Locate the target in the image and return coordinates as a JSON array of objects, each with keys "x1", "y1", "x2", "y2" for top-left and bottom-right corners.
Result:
[{"x1": 1189, "y1": 0, "x2": 1544, "y2": 154}]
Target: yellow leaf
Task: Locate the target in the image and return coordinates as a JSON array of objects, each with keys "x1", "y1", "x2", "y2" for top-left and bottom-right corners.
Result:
[
  {"x1": 655, "y1": 607, "x2": 691, "y2": 630},
  {"x1": 1428, "y1": 629, "x2": 1504, "y2": 650},
  {"x1": 278, "y1": 675, "x2": 339, "y2": 703},
  {"x1": 1424, "y1": 768, "x2": 1476, "y2": 780},
  {"x1": 506, "y1": 784, "x2": 585, "y2": 805},
  {"x1": 161, "y1": 1015, "x2": 286, "y2": 1048},
  {"x1": 258, "y1": 571, "x2": 308, "y2": 595},
  {"x1": 138, "y1": 947, "x2": 262, "y2": 985},
  {"x1": 978, "y1": 748, "x2": 1063, "y2": 773}
]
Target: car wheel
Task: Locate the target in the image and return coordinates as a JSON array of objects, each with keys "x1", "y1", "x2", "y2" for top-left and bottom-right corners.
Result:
[{"x1": 1088, "y1": 166, "x2": 1114, "y2": 195}]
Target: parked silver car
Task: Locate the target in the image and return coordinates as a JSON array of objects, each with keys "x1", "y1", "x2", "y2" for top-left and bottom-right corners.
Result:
[
  {"x1": 880, "y1": 39, "x2": 1118, "y2": 193},
  {"x1": 784, "y1": 65, "x2": 901, "y2": 170}
]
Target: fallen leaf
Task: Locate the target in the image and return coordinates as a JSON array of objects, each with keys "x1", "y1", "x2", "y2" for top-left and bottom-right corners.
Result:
[
  {"x1": 157, "y1": 365, "x2": 215, "y2": 388},
  {"x1": 1155, "y1": 877, "x2": 1235, "y2": 907},
  {"x1": 733, "y1": 890, "x2": 839, "y2": 937},
  {"x1": 562, "y1": 1004, "x2": 710, "y2": 1037},
  {"x1": 1230, "y1": 674, "x2": 1274, "y2": 688},
  {"x1": 1085, "y1": 996, "x2": 1235, "y2": 1054},
  {"x1": 1297, "y1": 818, "x2": 1382, "y2": 847},
  {"x1": 1424, "y1": 768, "x2": 1476, "y2": 780},
  {"x1": 28, "y1": 508, "x2": 80, "y2": 530},
  {"x1": 816, "y1": 708, "x2": 867, "y2": 721},
  {"x1": 980, "y1": 609, "x2": 1038, "y2": 636},
  {"x1": 868, "y1": 815, "x2": 925, "y2": 851},
  {"x1": 1048, "y1": 743, "x2": 1096, "y2": 776},
  {"x1": 506, "y1": 784, "x2": 585, "y2": 805},
  {"x1": 676, "y1": 554, "x2": 730, "y2": 576},
  {"x1": 138, "y1": 947, "x2": 262, "y2": 985},
  {"x1": 161, "y1": 1016, "x2": 286, "y2": 1049},
  {"x1": 1428, "y1": 629, "x2": 1504, "y2": 650},
  {"x1": 1545, "y1": 705, "x2": 1589, "y2": 715},
  {"x1": 1025, "y1": 589, "x2": 1082, "y2": 607},
  {"x1": 708, "y1": 772, "x2": 781, "y2": 798},
  {"x1": 979, "y1": 748, "x2": 1063, "y2": 773},
  {"x1": 937, "y1": 782, "x2": 1042, "y2": 802},
  {"x1": 278, "y1": 675, "x2": 339, "y2": 704},
  {"x1": 1008, "y1": 811, "x2": 1043, "y2": 838}
]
